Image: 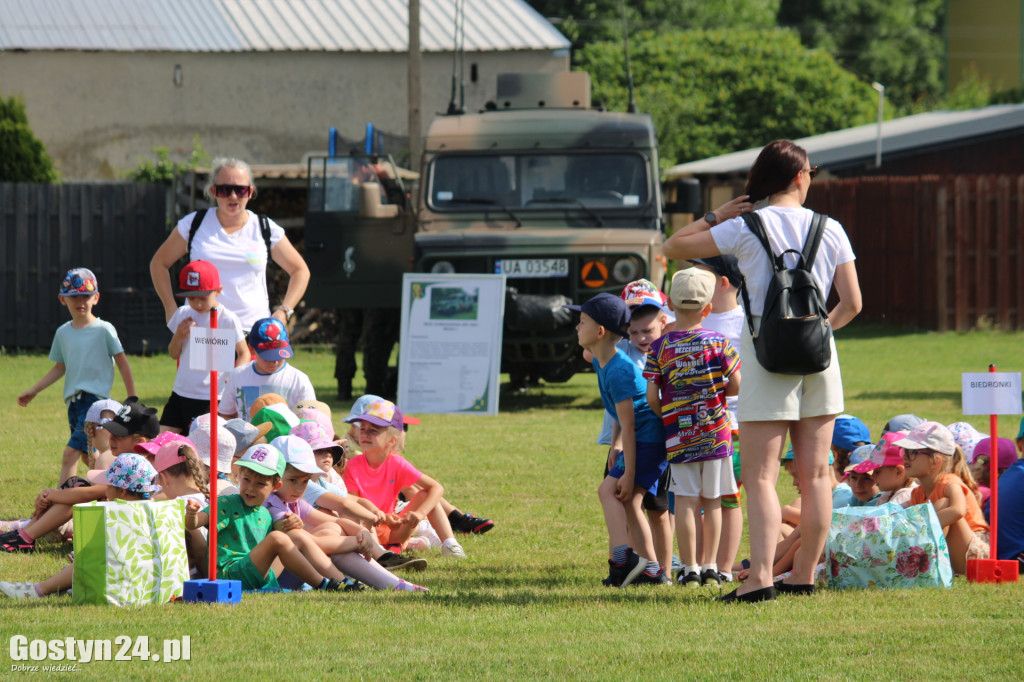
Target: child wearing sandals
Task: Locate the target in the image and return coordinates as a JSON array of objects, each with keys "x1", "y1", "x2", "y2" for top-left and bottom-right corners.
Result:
[
  {"x1": 0, "y1": 453, "x2": 161, "y2": 599},
  {"x1": 895, "y1": 421, "x2": 988, "y2": 575}
]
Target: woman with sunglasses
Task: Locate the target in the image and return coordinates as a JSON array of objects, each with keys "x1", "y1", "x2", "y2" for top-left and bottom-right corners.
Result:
[
  {"x1": 663, "y1": 139, "x2": 862, "y2": 602},
  {"x1": 150, "y1": 157, "x2": 310, "y2": 329}
]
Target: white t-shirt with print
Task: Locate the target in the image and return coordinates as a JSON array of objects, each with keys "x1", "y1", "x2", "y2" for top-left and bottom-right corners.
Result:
[
  {"x1": 710, "y1": 206, "x2": 855, "y2": 316},
  {"x1": 222, "y1": 361, "x2": 316, "y2": 419},
  {"x1": 167, "y1": 303, "x2": 245, "y2": 400},
  {"x1": 175, "y1": 210, "x2": 286, "y2": 329}
]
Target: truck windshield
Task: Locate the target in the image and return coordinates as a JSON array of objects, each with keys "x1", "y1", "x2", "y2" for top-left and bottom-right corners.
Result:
[{"x1": 428, "y1": 153, "x2": 649, "y2": 212}]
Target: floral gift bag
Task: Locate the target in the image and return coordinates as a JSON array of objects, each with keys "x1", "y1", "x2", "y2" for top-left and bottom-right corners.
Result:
[
  {"x1": 72, "y1": 500, "x2": 190, "y2": 606},
  {"x1": 826, "y1": 501, "x2": 954, "y2": 590}
]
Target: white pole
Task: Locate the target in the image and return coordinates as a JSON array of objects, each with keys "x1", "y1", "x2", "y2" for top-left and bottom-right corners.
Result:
[{"x1": 872, "y1": 82, "x2": 885, "y2": 168}]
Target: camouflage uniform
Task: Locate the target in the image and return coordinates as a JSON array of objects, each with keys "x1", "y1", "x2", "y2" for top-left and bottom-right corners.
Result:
[{"x1": 334, "y1": 307, "x2": 400, "y2": 400}]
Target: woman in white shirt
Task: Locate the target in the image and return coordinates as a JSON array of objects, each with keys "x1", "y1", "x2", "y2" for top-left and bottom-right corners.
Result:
[
  {"x1": 663, "y1": 139, "x2": 862, "y2": 602},
  {"x1": 150, "y1": 157, "x2": 310, "y2": 329}
]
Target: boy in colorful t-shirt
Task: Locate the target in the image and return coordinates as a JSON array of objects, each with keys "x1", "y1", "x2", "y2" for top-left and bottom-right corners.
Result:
[{"x1": 644, "y1": 267, "x2": 740, "y2": 588}]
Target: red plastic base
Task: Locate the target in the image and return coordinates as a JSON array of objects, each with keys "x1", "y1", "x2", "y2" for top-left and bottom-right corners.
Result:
[{"x1": 966, "y1": 559, "x2": 1020, "y2": 583}]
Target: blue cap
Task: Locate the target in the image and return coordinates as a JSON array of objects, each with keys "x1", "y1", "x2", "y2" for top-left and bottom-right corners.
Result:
[
  {"x1": 564, "y1": 293, "x2": 630, "y2": 339},
  {"x1": 60, "y1": 267, "x2": 99, "y2": 296},
  {"x1": 249, "y1": 317, "x2": 293, "y2": 362},
  {"x1": 832, "y1": 414, "x2": 871, "y2": 451},
  {"x1": 690, "y1": 256, "x2": 744, "y2": 289},
  {"x1": 782, "y1": 444, "x2": 834, "y2": 466}
]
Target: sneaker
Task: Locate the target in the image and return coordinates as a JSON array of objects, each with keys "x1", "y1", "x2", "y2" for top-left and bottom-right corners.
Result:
[
  {"x1": 377, "y1": 551, "x2": 428, "y2": 572},
  {"x1": 677, "y1": 570, "x2": 701, "y2": 588},
  {"x1": 671, "y1": 555, "x2": 683, "y2": 578},
  {"x1": 322, "y1": 578, "x2": 344, "y2": 591},
  {"x1": 632, "y1": 569, "x2": 671, "y2": 586},
  {"x1": 701, "y1": 569, "x2": 721, "y2": 587},
  {"x1": 602, "y1": 560, "x2": 619, "y2": 587},
  {"x1": 452, "y1": 513, "x2": 495, "y2": 535},
  {"x1": 717, "y1": 570, "x2": 733, "y2": 583},
  {"x1": 342, "y1": 579, "x2": 366, "y2": 592},
  {"x1": 607, "y1": 550, "x2": 646, "y2": 587},
  {"x1": 441, "y1": 541, "x2": 467, "y2": 558},
  {"x1": 0, "y1": 582, "x2": 40, "y2": 599},
  {"x1": 0, "y1": 530, "x2": 34, "y2": 553}
]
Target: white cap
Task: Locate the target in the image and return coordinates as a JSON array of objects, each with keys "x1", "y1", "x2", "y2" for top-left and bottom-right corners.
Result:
[{"x1": 188, "y1": 414, "x2": 237, "y2": 475}]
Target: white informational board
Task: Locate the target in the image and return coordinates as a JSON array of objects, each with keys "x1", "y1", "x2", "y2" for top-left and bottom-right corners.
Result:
[
  {"x1": 961, "y1": 372, "x2": 1023, "y2": 416},
  {"x1": 188, "y1": 327, "x2": 237, "y2": 372},
  {"x1": 397, "y1": 274, "x2": 506, "y2": 415}
]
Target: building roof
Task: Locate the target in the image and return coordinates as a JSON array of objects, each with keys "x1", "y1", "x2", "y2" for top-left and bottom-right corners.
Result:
[
  {"x1": 664, "y1": 103, "x2": 1024, "y2": 178},
  {"x1": 0, "y1": 0, "x2": 570, "y2": 53}
]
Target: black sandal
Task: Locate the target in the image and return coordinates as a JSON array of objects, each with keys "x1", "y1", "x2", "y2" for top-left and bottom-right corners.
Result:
[
  {"x1": 718, "y1": 585, "x2": 776, "y2": 603},
  {"x1": 774, "y1": 580, "x2": 815, "y2": 595}
]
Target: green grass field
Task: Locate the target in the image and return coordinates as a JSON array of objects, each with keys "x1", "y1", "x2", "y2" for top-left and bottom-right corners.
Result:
[{"x1": 1, "y1": 326, "x2": 1023, "y2": 680}]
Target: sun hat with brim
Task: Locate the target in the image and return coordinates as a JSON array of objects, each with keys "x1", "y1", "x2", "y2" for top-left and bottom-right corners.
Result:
[
  {"x1": 344, "y1": 399, "x2": 404, "y2": 429},
  {"x1": 236, "y1": 443, "x2": 286, "y2": 478},
  {"x1": 971, "y1": 437, "x2": 1018, "y2": 469},
  {"x1": 892, "y1": 421, "x2": 956, "y2": 456},
  {"x1": 248, "y1": 393, "x2": 288, "y2": 421},
  {"x1": 295, "y1": 407, "x2": 335, "y2": 440},
  {"x1": 188, "y1": 414, "x2": 236, "y2": 475},
  {"x1": 844, "y1": 444, "x2": 875, "y2": 474},
  {"x1": 291, "y1": 420, "x2": 345, "y2": 465},
  {"x1": 87, "y1": 453, "x2": 161, "y2": 496},
  {"x1": 852, "y1": 432, "x2": 907, "y2": 474},
  {"x1": 345, "y1": 395, "x2": 420, "y2": 426},
  {"x1": 223, "y1": 418, "x2": 271, "y2": 456},
  {"x1": 293, "y1": 399, "x2": 331, "y2": 419}
]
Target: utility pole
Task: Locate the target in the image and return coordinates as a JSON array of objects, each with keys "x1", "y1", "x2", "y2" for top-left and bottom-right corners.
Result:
[{"x1": 408, "y1": 0, "x2": 422, "y2": 169}]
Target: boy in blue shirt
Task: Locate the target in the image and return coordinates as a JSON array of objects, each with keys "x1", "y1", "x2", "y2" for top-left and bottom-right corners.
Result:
[
  {"x1": 568, "y1": 293, "x2": 668, "y2": 586},
  {"x1": 18, "y1": 268, "x2": 135, "y2": 485}
]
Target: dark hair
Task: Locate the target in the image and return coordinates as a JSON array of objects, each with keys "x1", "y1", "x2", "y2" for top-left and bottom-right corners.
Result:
[{"x1": 744, "y1": 140, "x2": 808, "y2": 203}]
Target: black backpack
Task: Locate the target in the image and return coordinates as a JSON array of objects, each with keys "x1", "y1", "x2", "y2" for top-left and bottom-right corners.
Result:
[{"x1": 739, "y1": 211, "x2": 832, "y2": 375}]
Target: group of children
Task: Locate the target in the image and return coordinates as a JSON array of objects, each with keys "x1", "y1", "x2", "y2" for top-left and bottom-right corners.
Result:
[
  {"x1": 570, "y1": 263, "x2": 1024, "y2": 591},
  {"x1": 3, "y1": 264, "x2": 494, "y2": 599}
]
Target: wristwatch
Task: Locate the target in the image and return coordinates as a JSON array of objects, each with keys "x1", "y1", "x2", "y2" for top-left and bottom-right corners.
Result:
[
  {"x1": 704, "y1": 212, "x2": 718, "y2": 225},
  {"x1": 276, "y1": 305, "x2": 294, "y2": 320}
]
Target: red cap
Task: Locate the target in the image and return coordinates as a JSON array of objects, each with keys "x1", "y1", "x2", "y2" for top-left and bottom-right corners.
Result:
[{"x1": 176, "y1": 260, "x2": 221, "y2": 297}]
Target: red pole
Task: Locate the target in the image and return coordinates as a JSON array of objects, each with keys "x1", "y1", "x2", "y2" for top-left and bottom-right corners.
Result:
[
  {"x1": 988, "y1": 364, "x2": 999, "y2": 558},
  {"x1": 208, "y1": 307, "x2": 219, "y2": 581}
]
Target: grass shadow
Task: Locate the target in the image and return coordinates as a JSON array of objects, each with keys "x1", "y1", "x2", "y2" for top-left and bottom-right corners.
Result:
[{"x1": 851, "y1": 391, "x2": 962, "y2": 403}]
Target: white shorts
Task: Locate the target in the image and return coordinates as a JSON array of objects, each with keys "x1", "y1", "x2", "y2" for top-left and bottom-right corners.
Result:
[
  {"x1": 736, "y1": 319, "x2": 845, "y2": 422},
  {"x1": 669, "y1": 458, "x2": 738, "y2": 499}
]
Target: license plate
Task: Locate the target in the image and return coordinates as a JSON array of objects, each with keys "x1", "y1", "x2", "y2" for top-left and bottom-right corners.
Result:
[{"x1": 495, "y1": 258, "x2": 569, "y2": 278}]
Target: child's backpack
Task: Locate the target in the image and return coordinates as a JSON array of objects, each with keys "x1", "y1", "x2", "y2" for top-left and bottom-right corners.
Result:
[{"x1": 738, "y1": 211, "x2": 832, "y2": 375}]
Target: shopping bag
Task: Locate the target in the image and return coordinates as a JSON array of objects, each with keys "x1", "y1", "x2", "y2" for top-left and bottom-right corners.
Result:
[
  {"x1": 72, "y1": 499, "x2": 190, "y2": 606},
  {"x1": 826, "y1": 501, "x2": 954, "y2": 590}
]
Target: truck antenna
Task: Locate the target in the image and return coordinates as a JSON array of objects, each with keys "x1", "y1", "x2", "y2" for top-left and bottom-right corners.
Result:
[
  {"x1": 446, "y1": 0, "x2": 465, "y2": 115},
  {"x1": 620, "y1": 0, "x2": 638, "y2": 113}
]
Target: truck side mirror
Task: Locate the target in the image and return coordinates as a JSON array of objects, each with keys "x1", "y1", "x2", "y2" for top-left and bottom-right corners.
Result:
[{"x1": 664, "y1": 178, "x2": 701, "y2": 214}]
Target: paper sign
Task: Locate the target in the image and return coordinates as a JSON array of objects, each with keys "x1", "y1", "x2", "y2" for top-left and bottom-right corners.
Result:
[
  {"x1": 188, "y1": 327, "x2": 236, "y2": 372},
  {"x1": 397, "y1": 274, "x2": 505, "y2": 415},
  {"x1": 962, "y1": 372, "x2": 1023, "y2": 415}
]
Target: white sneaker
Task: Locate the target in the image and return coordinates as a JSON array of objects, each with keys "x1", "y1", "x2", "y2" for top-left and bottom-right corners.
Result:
[
  {"x1": 404, "y1": 536, "x2": 431, "y2": 552},
  {"x1": 441, "y1": 540, "x2": 467, "y2": 558},
  {"x1": 0, "y1": 581, "x2": 40, "y2": 599}
]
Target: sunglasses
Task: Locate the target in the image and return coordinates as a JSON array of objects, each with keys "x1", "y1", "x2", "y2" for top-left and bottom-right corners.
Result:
[
  {"x1": 213, "y1": 184, "x2": 252, "y2": 198},
  {"x1": 804, "y1": 166, "x2": 819, "y2": 179}
]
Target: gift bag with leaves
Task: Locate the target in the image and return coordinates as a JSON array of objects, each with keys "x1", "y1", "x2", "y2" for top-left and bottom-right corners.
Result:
[
  {"x1": 72, "y1": 500, "x2": 190, "y2": 606},
  {"x1": 827, "y1": 501, "x2": 954, "y2": 590}
]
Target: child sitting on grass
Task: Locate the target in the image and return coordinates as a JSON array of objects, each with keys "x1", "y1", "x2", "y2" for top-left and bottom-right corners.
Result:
[
  {"x1": 644, "y1": 267, "x2": 740, "y2": 588},
  {"x1": 342, "y1": 399, "x2": 467, "y2": 559},
  {"x1": 267, "y1": 435, "x2": 428, "y2": 592},
  {"x1": 896, "y1": 421, "x2": 988, "y2": 575},
  {"x1": 184, "y1": 443, "x2": 347, "y2": 591},
  {"x1": 844, "y1": 445, "x2": 882, "y2": 506},
  {"x1": 568, "y1": 293, "x2": 668, "y2": 586},
  {"x1": 0, "y1": 453, "x2": 161, "y2": 599},
  {"x1": 82, "y1": 399, "x2": 122, "y2": 469}
]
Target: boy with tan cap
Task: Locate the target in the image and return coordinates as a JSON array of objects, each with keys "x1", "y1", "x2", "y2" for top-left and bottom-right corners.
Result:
[{"x1": 644, "y1": 267, "x2": 741, "y2": 588}]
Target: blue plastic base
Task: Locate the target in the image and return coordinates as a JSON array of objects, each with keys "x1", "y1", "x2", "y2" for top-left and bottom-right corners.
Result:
[{"x1": 182, "y1": 579, "x2": 242, "y2": 604}]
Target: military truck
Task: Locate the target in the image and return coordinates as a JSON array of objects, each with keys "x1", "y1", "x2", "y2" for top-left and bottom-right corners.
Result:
[{"x1": 304, "y1": 72, "x2": 677, "y2": 387}]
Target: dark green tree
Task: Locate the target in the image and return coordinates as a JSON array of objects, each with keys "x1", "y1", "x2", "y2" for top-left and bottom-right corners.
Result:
[
  {"x1": 777, "y1": 0, "x2": 946, "y2": 111},
  {"x1": 577, "y1": 29, "x2": 877, "y2": 167},
  {"x1": 0, "y1": 93, "x2": 57, "y2": 183}
]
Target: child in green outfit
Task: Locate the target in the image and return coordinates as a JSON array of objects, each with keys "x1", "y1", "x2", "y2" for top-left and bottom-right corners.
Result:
[{"x1": 184, "y1": 443, "x2": 346, "y2": 591}]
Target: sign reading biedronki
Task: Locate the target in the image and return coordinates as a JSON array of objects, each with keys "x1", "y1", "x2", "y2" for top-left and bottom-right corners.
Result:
[
  {"x1": 961, "y1": 372, "x2": 1023, "y2": 415},
  {"x1": 188, "y1": 327, "x2": 235, "y2": 372}
]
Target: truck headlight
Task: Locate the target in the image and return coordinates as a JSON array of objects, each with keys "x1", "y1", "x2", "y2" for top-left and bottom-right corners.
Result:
[
  {"x1": 611, "y1": 257, "x2": 640, "y2": 284},
  {"x1": 431, "y1": 260, "x2": 456, "y2": 274}
]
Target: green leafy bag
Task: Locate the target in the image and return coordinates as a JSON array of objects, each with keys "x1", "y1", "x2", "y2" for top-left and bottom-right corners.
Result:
[{"x1": 72, "y1": 500, "x2": 189, "y2": 606}]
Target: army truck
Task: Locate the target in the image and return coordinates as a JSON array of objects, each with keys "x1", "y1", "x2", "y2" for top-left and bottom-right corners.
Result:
[{"x1": 305, "y1": 72, "x2": 674, "y2": 387}]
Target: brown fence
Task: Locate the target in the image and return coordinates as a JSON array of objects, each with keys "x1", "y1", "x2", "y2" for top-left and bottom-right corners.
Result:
[
  {"x1": 806, "y1": 175, "x2": 1024, "y2": 331},
  {"x1": 0, "y1": 182, "x2": 169, "y2": 352}
]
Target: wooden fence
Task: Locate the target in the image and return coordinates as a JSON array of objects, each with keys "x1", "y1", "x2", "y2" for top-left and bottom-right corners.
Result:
[
  {"x1": 806, "y1": 175, "x2": 1024, "y2": 331},
  {"x1": 0, "y1": 182, "x2": 169, "y2": 352}
]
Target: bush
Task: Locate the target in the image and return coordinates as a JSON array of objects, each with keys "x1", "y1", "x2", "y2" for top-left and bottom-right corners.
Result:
[
  {"x1": 577, "y1": 28, "x2": 878, "y2": 167},
  {"x1": 0, "y1": 93, "x2": 57, "y2": 183},
  {"x1": 125, "y1": 135, "x2": 209, "y2": 184}
]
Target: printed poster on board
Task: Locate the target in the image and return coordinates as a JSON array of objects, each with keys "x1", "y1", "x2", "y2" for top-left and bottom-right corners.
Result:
[{"x1": 397, "y1": 274, "x2": 505, "y2": 415}]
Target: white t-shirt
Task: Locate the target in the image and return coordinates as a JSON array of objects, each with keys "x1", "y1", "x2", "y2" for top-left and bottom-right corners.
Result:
[
  {"x1": 222, "y1": 361, "x2": 316, "y2": 419},
  {"x1": 175, "y1": 210, "x2": 286, "y2": 329},
  {"x1": 710, "y1": 206, "x2": 855, "y2": 316},
  {"x1": 167, "y1": 304, "x2": 245, "y2": 400},
  {"x1": 703, "y1": 305, "x2": 745, "y2": 431}
]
